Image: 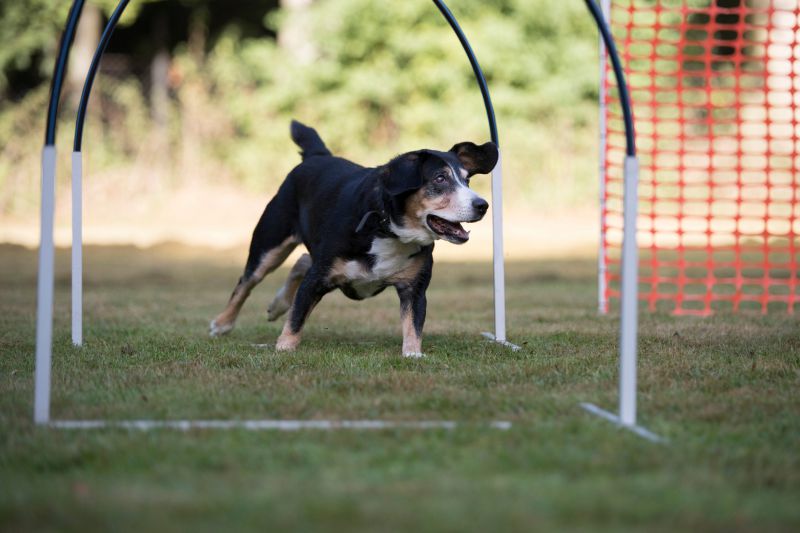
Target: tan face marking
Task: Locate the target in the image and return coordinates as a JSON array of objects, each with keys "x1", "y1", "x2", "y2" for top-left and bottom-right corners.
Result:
[
  {"x1": 407, "y1": 188, "x2": 451, "y2": 215},
  {"x1": 401, "y1": 190, "x2": 429, "y2": 234},
  {"x1": 392, "y1": 188, "x2": 453, "y2": 244},
  {"x1": 391, "y1": 162, "x2": 484, "y2": 245}
]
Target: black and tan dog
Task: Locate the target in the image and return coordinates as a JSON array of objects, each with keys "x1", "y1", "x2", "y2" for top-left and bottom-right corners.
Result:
[{"x1": 209, "y1": 121, "x2": 497, "y2": 357}]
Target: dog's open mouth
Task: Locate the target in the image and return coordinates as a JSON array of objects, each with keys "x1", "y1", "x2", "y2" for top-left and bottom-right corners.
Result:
[{"x1": 427, "y1": 214, "x2": 470, "y2": 244}]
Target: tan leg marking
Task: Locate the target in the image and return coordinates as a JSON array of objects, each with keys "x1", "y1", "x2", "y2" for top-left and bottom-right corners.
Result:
[
  {"x1": 209, "y1": 236, "x2": 298, "y2": 337},
  {"x1": 267, "y1": 253, "x2": 312, "y2": 321},
  {"x1": 275, "y1": 297, "x2": 321, "y2": 351},
  {"x1": 388, "y1": 255, "x2": 425, "y2": 285},
  {"x1": 401, "y1": 307, "x2": 423, "y2": 357},
  {"x1": 275, "y1": 320, "x2": 301, "y2": 351}
]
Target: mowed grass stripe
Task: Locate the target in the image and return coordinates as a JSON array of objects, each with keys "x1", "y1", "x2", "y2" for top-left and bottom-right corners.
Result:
[{"x1": 1, "y1": 244, "x2": 798, "y2": 531}]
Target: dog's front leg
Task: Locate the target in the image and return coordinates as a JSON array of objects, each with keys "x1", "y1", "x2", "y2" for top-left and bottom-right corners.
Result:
[
  {"x1": 276, "y1": 268, "x2": 329, "y2": 351},
  {"x1": 396, "y1": 284, "x2": 428, "y2": 358}
]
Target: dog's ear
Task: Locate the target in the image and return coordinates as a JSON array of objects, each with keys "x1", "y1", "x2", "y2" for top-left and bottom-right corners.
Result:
[
  {"x1": 382, "y1": 152, "x2": 425, "y2": 196},
  {"x1": 449, "y1": 141, "x2": 499, "y2": 177}
]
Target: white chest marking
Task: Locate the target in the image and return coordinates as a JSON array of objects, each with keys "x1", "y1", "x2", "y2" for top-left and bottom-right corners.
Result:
[
  {"x1": 390, "y1": 223, "x2": 435, "y2": 245},
  {"x1": 368, "y1": 238, "x2": 421, "y2": 279},
  {"x1": 339, "y1": 238, "x2": 420, "y2": 297}
]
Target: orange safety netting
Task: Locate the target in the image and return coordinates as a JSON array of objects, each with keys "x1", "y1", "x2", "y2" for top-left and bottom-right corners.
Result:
[{"x1": 602, "y1": 0, "x2": 800, "y2": 314}]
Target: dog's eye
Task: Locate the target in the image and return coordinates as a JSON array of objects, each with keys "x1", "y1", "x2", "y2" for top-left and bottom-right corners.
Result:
[{"x1": 433, "y1": 174, "x2": 447, "y2": 185}]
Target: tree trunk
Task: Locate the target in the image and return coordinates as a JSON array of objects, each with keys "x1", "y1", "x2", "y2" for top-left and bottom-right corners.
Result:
[
  {"x1": 278, "y1": 0, "x2": 316, "y2": 64},
  {"x1": 150, "y1": 10, "x2": 170, "y2": 129},
  {"x1": 68, "y1": 3, "x2": 101, "y2": 107}
]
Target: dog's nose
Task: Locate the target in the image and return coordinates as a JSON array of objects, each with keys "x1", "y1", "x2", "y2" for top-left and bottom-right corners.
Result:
[{"x1": 472, "y1": 198, "x2": 489, "y2": 214}]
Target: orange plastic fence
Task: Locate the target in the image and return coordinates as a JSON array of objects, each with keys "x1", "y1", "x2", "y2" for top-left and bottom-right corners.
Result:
[{"x1": 602, "y1": 0, "x2": 800, "y2": 314}]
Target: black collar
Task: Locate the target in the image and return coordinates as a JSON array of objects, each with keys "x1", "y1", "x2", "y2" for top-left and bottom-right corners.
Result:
[
  {"x1": 355, "y1": 210, "x2": 397, "y2": 238},
  {"x1": 355, "y1": 210, "x2": 380, "y2": 233},
  {"x1": 356, "y1": 186, "x2": 403, "y2": 238}
]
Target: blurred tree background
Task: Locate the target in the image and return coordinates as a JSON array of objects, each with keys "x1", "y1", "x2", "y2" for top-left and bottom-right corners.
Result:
[{"x1": 0, "y1": 0, "x2": 599, "y2": 223}]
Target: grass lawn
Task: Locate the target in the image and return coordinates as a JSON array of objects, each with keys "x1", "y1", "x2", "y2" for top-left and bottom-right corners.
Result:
[{"x1": 1, "y1": 243, "x2": 798, "y2": 532}]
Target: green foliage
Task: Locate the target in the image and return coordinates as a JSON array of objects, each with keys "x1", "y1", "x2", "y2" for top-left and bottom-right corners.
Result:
[
  {"x1": 0, "y1": 0, "x2": 145, "y2": 95},
  {"x1": 0, "y1": 0, "x2": 603, "y2": 214},
  {"x1": 183, "y1": 0, "x2": 601, "y2": 198},
  {"x1": 0, "y1": 0, "x2": 68, "y2": 92},
  {"x1": 280, "y1": 0, "x2": 599, "y2": 136}
]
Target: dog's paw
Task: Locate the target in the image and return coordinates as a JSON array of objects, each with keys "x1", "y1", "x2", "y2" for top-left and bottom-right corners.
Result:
[
  {"x1": 266, "y1": 291, "x2": 291, "y2": 322},
  {"x1": 275, "y1": 333, "x2": 300, "y2": 351},
  {"x1": 403, "y1": 351, "x2": 425, "y2": 359},
  {"x1": 209, "y1": 319, "x2": 234, "y2": 337}
]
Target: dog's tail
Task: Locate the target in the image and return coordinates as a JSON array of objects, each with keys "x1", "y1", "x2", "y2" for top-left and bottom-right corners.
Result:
[{"x1": 290, "y1": 120, "x2": 332, "y2": 159}]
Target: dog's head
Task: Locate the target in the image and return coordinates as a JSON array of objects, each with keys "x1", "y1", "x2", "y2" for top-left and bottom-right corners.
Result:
[{"x1": 381, "y1": 142, "x2": 498, "y2": 245}]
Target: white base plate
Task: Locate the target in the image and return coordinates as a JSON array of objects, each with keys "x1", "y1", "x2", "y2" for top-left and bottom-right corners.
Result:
[
  {"x1": 580, "y1": 403, "x2": 666, "y2": 443},
  {"x1": 47, "y1": 419, "x2": 512, "y2": 431},
  {"x1": 481, "y1": 332, "x2": 521, "y2": 351}
]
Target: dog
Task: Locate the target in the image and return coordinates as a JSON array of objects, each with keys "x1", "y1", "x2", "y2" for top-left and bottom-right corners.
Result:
[{"x1": 209, "y1": 120, "x2": 498, "y2": 357}]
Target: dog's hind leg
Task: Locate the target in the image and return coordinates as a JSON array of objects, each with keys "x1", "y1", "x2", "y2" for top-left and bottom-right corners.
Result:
[
  {"x1": 267, "y1": 253, "x2": 312, "y2": 321},
  {"x1": 210, "y1": 189, "x2": 299, "y2": 337},
  {"x1": 210, "y1": 236, "x2": 298, "y2": 337}
]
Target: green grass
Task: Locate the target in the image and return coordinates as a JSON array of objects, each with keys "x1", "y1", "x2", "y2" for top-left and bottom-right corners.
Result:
[{"x1": 1, "y1": 243, "x2": 798, "y2": 532}]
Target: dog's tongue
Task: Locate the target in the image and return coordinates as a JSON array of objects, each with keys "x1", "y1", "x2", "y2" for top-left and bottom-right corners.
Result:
[{"x1": 428, "y1": 215, "x2": 469, "y2": 242}]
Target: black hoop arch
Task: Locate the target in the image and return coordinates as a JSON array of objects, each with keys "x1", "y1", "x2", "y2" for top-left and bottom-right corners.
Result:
[
  {"x1": 38, "y1": 0, "x2": 657, "y2": 440},
  {"x1": 45, "y1": 0, "x2": 85, "y2": 146},
  {"x1": 59, "y1": 0, "x2": 509, "y2": 352},
  {"x1": 47, "y1": 1, "x2": 638, "y2": 177}
]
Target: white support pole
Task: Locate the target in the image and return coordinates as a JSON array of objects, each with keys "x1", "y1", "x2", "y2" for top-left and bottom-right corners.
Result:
[
  {"x1": 71, "y1": 151, "x2": 82, "y2": 346},
  {"x1": 35, "y1": 145, "x2": 57, "y2": 425},
  {"x1": 480, "y1": 331, "x2": 521, "y2": 351},
  {"x1": 619, "y1": 155, "x2": 639, "y2": 426},
  {"x1": 581, "y1": 155, "x2": 662, "y2": 443},
  {"x1": 491, "y1": 150, "x2": 507, "y2": 342},
  {"x1": 581, "y1": 0, "x2": 664, "y2": 444},
  {"x1": 579, "y1": 403, "x2": 664, "y2": 443},
  {"x1": 597, "y1": 0, "x2": 611, "y2": 315}
]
